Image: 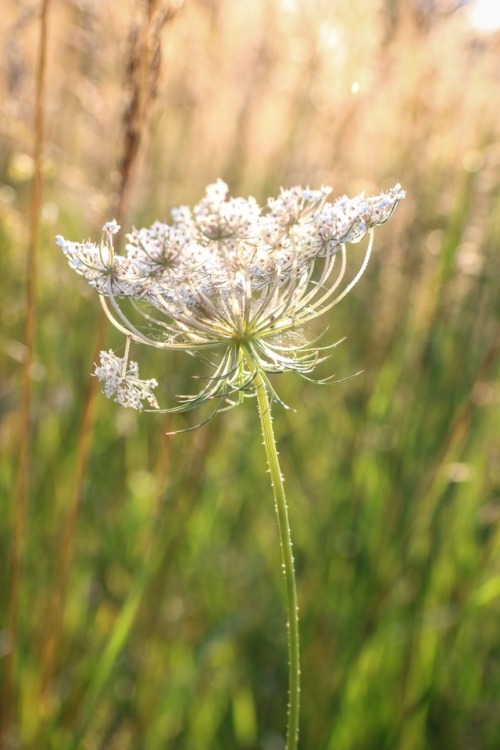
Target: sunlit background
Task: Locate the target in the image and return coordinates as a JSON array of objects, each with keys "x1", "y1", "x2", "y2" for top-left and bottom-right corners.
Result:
[{"x1": 1, "y1": 1, "x2": 499, "y2": 749}]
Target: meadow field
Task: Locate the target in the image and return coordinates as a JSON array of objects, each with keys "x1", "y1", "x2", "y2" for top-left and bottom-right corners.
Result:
[{"x1": 1, "y1": 1, "x2": 499, "y2": 748}]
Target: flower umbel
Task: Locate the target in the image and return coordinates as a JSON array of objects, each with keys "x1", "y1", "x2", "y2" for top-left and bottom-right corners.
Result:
[
  {"x1": 57, "y1": 180, "x2": 404, "y2": 413},
  {"x1": 94, "y1": 348, "x2": 159, "y2": 410},
  {"x1": 57, "y1": 177, "x2": 405, "y2": 750}
]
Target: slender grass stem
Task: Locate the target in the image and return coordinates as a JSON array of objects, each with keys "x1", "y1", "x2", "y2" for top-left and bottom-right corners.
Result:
[
  {"x1": 37, "y1": 5, "x2": 183, "y2": 723},
  {"x1": 0, "y1": 0, "x2": 51, "y2": 742},
  {"x1": 252, "y1": 367, "x2": 300, "y2": 750}
]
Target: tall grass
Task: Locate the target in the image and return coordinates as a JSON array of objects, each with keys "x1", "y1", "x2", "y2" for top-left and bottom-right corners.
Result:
[
  {"x1": 1, "y1": 1, "x2": 499, "y2": 749},
  {"x1": 1, "y1": 0, "x2": 51, "y2": 743}
]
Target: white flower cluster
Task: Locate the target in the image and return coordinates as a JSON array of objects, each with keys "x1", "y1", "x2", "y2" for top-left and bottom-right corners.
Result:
[
  {"x1": 94, "y1": 350, "x2": 159, "y2": 410},
  {"x1": 58, "y1": 180, "x2": 404, "y2": 412}
]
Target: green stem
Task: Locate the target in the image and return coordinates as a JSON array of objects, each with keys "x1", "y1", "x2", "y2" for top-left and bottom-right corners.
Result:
[{"x1": 253, "y1": 368, "x2": 300, "y2": 750}]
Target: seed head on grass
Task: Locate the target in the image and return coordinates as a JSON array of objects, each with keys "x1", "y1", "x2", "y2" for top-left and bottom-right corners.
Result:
[{"x1": 57, "y1": 180, "x2": 404, "y2": 416}]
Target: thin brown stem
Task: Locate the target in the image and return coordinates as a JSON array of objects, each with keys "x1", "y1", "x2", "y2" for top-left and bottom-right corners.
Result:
[
  {"x1": 1, "y1": 0, "x2": 52, "y2": 742},
  {"x1": 36, "y1": 0, "x2": 184, "y2": 730}
]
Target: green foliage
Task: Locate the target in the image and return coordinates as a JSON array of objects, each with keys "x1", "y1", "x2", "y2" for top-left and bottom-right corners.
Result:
[{"x1": 1, "y1": 1, "x2": 499, "y2": 748}]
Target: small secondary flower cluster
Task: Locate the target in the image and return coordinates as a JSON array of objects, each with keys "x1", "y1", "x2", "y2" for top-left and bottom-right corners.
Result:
[
  {"x1": 57, "y1": 180, "x2": 404, "y2": 414},
  {"x1": 94, "y1": 349, "x2": 159, "y2": 411}
]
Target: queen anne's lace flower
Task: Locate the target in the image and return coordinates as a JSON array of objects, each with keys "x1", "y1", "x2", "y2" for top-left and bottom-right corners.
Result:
[
  {"x1": 58, "y1": 180, "x2": 404, "y2": 415},
  {"x1": 94, "y1": 350, "x2": 159, "y2": 410}
]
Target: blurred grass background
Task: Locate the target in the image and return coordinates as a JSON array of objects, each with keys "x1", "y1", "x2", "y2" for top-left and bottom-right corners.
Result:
[{"x1": 1, "y1": 0, "x2": 500, "y2": 748}]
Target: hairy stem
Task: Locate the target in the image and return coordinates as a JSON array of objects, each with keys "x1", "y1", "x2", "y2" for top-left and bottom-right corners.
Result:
[{"x1": 253, "y1": 368, "x2": 300, "y2": 750}]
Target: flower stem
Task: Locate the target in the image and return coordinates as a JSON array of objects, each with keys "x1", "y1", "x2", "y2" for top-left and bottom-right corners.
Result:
[{"x1": 253, "y1": 368, "x2": 300, "y2": 750}]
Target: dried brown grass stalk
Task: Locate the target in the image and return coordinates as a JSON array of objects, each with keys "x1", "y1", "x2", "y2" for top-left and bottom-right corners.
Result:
[
  {"x1": 36, "y1": 0, "x2": 184, "y2": 730},
  {"x1": 116, "y1": 0, "x2": 184, "y2": 223},
  {"x1": 0, "y1": 0, "x2": 52, "y2": 743}
]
